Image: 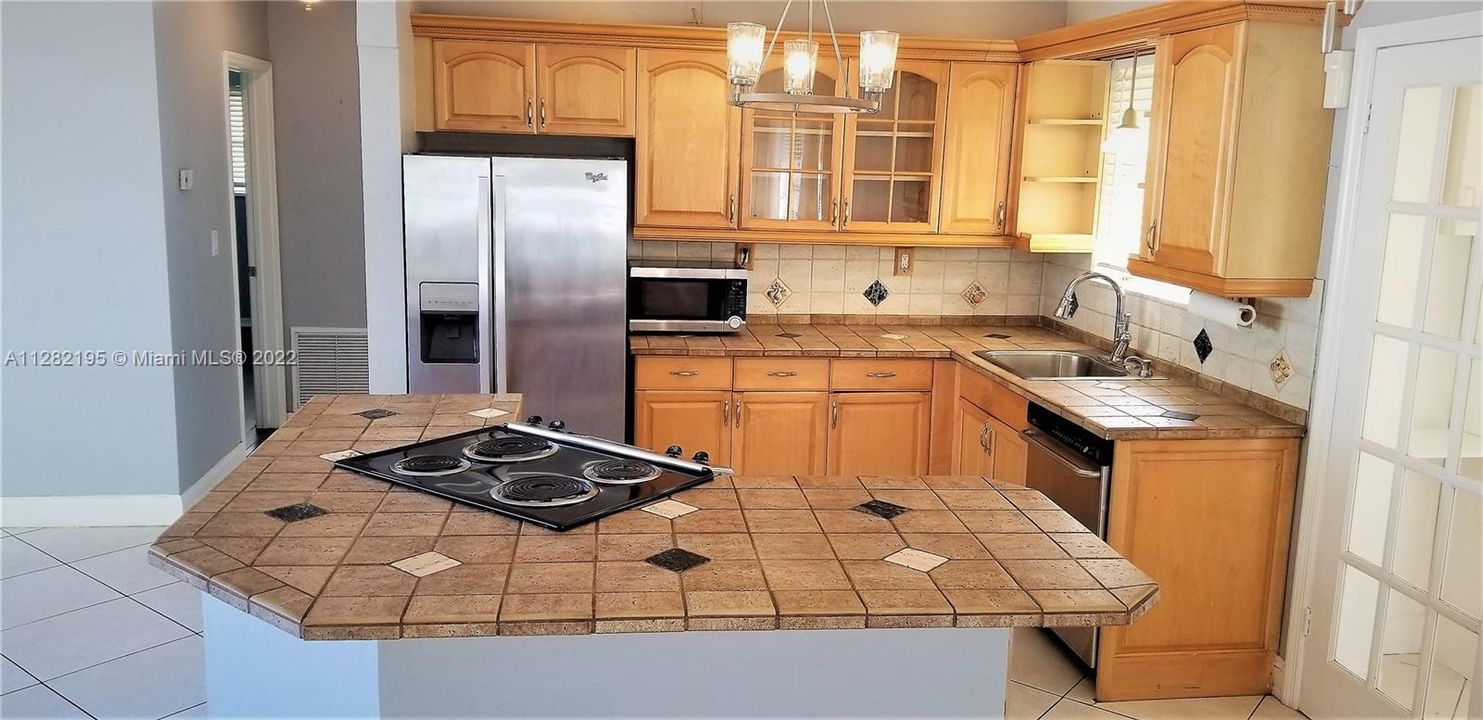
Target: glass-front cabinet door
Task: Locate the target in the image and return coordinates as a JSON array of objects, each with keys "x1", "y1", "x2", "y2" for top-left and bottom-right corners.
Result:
[
  {"x1": 842, "y1": 59, "x2": 949, "y2": 234},
  {"x1": 740, "y1": 59, "x2": 848, "y2": 231}
]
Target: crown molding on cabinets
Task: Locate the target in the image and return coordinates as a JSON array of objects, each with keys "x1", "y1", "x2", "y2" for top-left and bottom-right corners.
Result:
[
  {"x1": 1016, "y1": 0, "x2": 1334, "y2": 61},
  {"x1": 410, "y1": 14, "x2": 1022, "y2": 62}
]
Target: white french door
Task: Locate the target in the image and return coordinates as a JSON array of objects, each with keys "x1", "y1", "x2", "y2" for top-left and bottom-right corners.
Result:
[{"x1": 1300, "y1": 23, "x2": 1482, "y2": 720}]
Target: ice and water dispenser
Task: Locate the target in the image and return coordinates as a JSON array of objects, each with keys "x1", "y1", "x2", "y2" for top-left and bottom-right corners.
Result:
[{"x1": 417, "y1": 282, "x2": 479, "y2": 364}]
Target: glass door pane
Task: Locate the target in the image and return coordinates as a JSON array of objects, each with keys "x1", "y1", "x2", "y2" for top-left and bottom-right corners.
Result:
[
  {"x1": 740, "y1": 65, "x2": 842, "y2": 229},
  {"x1": 843, "y1": 61, "x2": 946, "y2": 231}
]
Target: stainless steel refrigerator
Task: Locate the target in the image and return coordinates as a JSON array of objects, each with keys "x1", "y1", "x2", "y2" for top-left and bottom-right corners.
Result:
[{"x1": 403, "y1": 155, "x2": 628, "y2": 440}]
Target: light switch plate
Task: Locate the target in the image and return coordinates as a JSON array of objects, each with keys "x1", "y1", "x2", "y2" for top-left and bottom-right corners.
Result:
[
  {"x1": 178, "y1": 169, "x2": 193, "y2": 190},
  {"x1": 210, "y1": 229, "x2": 220, "y2": 257}
]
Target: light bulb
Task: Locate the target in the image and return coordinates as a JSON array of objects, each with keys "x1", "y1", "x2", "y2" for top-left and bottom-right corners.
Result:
[
  {"x1": 783, "y1": 39, "x2": 818, "y2": 96},
  {"x1": 727, "y1": 22, "x2": 766, "y2": 88}
]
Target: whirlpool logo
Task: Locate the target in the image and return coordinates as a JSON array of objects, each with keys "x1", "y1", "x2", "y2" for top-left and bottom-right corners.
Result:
[{"x1": 585, "y1": 172, "x2": 608, "y2": 183}]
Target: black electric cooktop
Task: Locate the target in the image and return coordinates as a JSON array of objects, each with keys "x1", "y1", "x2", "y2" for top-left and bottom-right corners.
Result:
[{"x1": 333, "y1": 419, "x2": 723, "y2": 531}]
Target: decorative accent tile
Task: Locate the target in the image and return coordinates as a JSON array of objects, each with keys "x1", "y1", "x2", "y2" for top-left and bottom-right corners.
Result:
[
  {"x1": 960, "y1": 281, "x2": 987, "y2": 307},
  {"x1": 391, "y1": 551, "x2": 462, "y2": 577},
  {"x1": 863, "y1": 279, "x2": 890, "y2": 307},
  {"x1": 1192, "y1": 329, "x2": 1214, "y2": 363},
  {"x1": 318, "y1": 449, "x2": 361, "y2": 462},
  {"x1": 641, "y1": 499, "x2": 698, "y2": 519},
  {"x1": 265, "y1": 503, "x2": 328, "y2": 523},
  {"x1": 983, "y1": 333, "x2": 1012, "y2": 340},
  {"x1": 765, "y1": 278, "x2": 792, "y2": 307},
  {"x1": 880, "y1": 333, "x2": 908, "y2": 341},
  {"x1": 884, "y1": 548, "x2": 949, "y2": 573},
  {"x1": 356, "y1": 408, "x2": 398, "y2": 420},
  {"x1": 854, "y1": 500, "x2": 910, "y2": 520},
  {"x1": 466, "y1": 407, "x2": 510, "y2": 420},
  {"x1": 1161, "y1": 410, "x2": 1200, "y2": 421},
  {"x1": 775, "y1": 332, "x2": 801, "y2": 339},
  {"x1": 1269, "y1": 348, "x2": 1293, "y2": 389},
  {"x1": 645, "y1": 548, "x2": 710, "y2": 573}
]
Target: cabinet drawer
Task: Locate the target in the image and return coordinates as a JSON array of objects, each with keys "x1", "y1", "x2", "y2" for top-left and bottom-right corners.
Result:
[
  {"x1": 959, "y1": 365, "x2": 1029, "y2": 431},
  {"x1": 734, "y1": 358, "x2": 830, "y2": 390},
  {"x1": 829, "y1": 359, "x2": 934, "y2": 391},
  {"x1": 634, "y1": 357, "x2": 733, "y2": 390}
]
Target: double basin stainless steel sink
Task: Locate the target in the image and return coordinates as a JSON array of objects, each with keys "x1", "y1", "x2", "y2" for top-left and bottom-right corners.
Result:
[{"x1": 973, "y1": 349, "x2": 1143, "y2": 381}]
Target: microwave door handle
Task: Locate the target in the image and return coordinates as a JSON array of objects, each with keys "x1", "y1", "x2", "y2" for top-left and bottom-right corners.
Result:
[
  {"x1": 1022, "y1": 429, "x2": 1102, "y2": 478},
  {"x1": 475, "y1": 174, "x2": 494, "y2": 394},
  {"x1": 492, "y1": 174, "x2": 510, "y2": 394}
]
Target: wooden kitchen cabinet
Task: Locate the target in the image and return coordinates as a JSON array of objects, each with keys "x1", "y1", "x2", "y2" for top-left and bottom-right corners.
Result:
[
  {"x1": 827, "y1": 392, "x2": 932, "y2": 475},
  {"x1": 1010, "y1": 60, "x2": 1109, "y2": 253},
  {"x1": 731, "y1": 391, "x2": 830, "y2": 475},
  {"x1": 1129, "y1": 21, "x2": 1331, "y2": 297},
  {"x1": 841, "y1": 60, "x2": 950, "y2": 234},
  {"x1": 951, "y1": 395, "x2": 1027, "y2": 484},
  {"x1": 632, "y1": 390, "x2": 732, "y2": 466},
  {"x1": 939, "y1": 62, "x2": 1018, "y2": 236},
  {"x1": 1097, "y1": 437, "x2": 1299, "y2": 700},
  {"x1": 535, "y1": 44, "x2": 635, "y2": 136},
  {"x1": 636, "y1": 49, "x2": 742, "y2": 229},
  {"x1": 432, "y1": 40, "x2": 537, "y2": 133},
  {"x1": 739, "y1": 59, "x2": 848, "y2": 231}
]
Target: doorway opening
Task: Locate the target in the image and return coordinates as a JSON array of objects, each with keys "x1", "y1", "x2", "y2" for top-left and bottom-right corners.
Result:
[{"x1": 223, "y1": 53, "x2": 288, "y2": 449}]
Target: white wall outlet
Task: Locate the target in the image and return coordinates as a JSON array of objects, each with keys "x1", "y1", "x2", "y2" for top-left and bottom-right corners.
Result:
[
  {"x1": 893, "y1": 247, "x2": 914, "y2": 277},
  {"x1": 210, "y1": 229, "x2": 220, "y2": 257},
  {"x1": 178, "y1": 169, "x2": 194, "y2": 190}
]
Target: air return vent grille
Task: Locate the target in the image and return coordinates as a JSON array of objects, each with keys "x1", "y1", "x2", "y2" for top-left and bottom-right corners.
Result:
[{"x1": 290, "y1": 327, "x2": 369, "y2": 407}]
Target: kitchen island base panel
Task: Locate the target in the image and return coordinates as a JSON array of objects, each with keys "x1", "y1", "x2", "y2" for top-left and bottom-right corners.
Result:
[{"x1": 204, "y1": 596, "x2": 1012, "y2": 718}]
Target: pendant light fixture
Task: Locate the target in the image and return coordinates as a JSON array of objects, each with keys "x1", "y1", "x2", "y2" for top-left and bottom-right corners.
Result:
[
  {"x1": 1102, "y1": 52, "x2": 1146, "y2": 156},
  {"x1": 1116, "y1": 52, "x2": 1142, "y2": 131},
  {"x1": 727, "y1": 0, "x2": 899, "y2": 114}
]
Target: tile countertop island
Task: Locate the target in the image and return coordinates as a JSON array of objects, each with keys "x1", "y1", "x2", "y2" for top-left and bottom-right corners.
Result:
[
  {"x1": 151, "y1": 393, "x2": 1158, "y2": 719},
  {"x1": 633, "y1": 322, "x2": 1306, "y2": 440}
]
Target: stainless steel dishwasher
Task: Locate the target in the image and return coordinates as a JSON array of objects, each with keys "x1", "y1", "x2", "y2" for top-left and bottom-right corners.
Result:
[{"x1": 1023, "y1": 402, "x2": 1114, "y2": 668}]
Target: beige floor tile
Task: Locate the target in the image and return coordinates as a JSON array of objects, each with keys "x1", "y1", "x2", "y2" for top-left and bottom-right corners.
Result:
[
  {"x1": 1007, "y1": 681, "x2": 1061, "y2": 720},
  {"x1": 1042, "y1": 698, "x2": 1130, "y2": 719},
  {"x1": 1008, "y1": 628, "x2": 1087, "y2": 696},
  {"x1": 1249, "y1": 696, "x2": 1309, "y2": 720},
  {"x1": 1092, "y1": 693, "x2": 1264, "y2": 720}
]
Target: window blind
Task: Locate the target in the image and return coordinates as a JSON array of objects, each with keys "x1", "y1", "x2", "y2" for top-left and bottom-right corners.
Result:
[
  {"x1": 1092, "y1": 54, "x2": 1155, "y2": 272},
  {"x1": 229, "y1": 81, "x2": 247, "y2": 196}
]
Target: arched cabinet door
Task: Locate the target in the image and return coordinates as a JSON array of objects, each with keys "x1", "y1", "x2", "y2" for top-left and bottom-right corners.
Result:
[
  {"x1": 1144, "y1": 23, "x2": 1242, "y2": 276},
  {"x1": 433, "y1": 40, "x2": 536, "y2": 134},
  {"x1": 940, "y1": 62, "x2": 1018, "y2": 235},
  {"x1": 635, "y1": 49, "x2": 741, "y2": 229},
  {"x1": 536, "y1": 45, "x2": 635, "y2": 136}
]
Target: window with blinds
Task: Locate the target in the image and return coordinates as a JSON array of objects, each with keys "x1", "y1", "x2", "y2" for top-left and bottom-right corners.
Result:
[
  {"x1": 1091, "y1": 54, "x2": 1154, "y2": 272},
  {"x1": 229, "y1": 70, "x2": 247, "y2": 196}
]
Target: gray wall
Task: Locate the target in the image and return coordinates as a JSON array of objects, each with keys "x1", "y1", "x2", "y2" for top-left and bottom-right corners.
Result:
[
  {"x1": 0, "y1": 1, "x2": 181, "y2": 497},
  {"x1": 152, "y1": 1, "x2": 272, "y2": 493},
  {"x1": 269, "y1": 0, "x2": 369, "y2": 336}
]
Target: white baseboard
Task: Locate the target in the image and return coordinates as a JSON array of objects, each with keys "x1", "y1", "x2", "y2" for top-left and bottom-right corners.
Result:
[{"x1": 1, "y1": 443, "x2": 247, "y2": 528}]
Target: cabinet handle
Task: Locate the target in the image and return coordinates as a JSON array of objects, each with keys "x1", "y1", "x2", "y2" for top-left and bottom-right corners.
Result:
[
  {"x1": 978, "y1": 423, "x2": 990, "y2": 450},
  {"x1": 669, "y1": 369, "x2": 701, "y2": 377},
  {"x1": 722, "y1": 399, "x2": 730, "y2": 427},
  {"x1": 734, "y1": 399, "x2": 743, "y2": 427},
  {"x1": 831, "y1": 198, "x2": 840, "y2": 226},
  {"x1": 865, "y1": 371, "x2": 897, "y2": 378},
  {"x1": 525, "y1": 96, "x2": 534, "y2": 128},
  {"x1": 830, "y1": 399, "x2": 839, "y2": 429},
  {"x1": 984, "y1": 424, "x2": 996, "y2": 455},
  {"x1": 996, "y1": 201, "x2": 1007, "y2": 231},
  {"x1": 539, "y1": 98, "x2": 547, "y2": 129},
  {"x1": 766, "y1": 370, "x2": 798, "y2": 377},
  {"x1": 728, "y1": 194, "x2": 738, "y2": 227},
  {"x1": 1145, "y1": 221, "x2": 1159, "y2": 254},
  {"x1": 843, "y1": 197, "x2": 853, "y2": 227}
]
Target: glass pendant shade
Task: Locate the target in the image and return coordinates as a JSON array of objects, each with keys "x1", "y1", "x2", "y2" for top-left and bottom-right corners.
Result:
[
  {"x1": 783, "y1": 39, "x2": 819, "y2": 95},
  {"x1": 727, "y1": 22, "x2": 766, "y2": 87},
  {"x1": 858, "y1": 31, "x2": 900, "y2": 94}
]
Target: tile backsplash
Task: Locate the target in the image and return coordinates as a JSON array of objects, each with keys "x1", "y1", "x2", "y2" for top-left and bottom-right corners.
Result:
[
  {"x1": 1040, "y1": 254, "x2": 1324, "y2": 410},
  {"x1": 629, "y1": 241, "x2": 1044, "y2": 318}
]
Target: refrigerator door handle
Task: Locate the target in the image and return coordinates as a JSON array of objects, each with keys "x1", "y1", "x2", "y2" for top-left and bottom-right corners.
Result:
[
  {"x1": 492, "y1": 173, "x2": 510, "y2": 394},
  {"x1": 475, "y1": 174, "x2": 493, "y2": 394}
]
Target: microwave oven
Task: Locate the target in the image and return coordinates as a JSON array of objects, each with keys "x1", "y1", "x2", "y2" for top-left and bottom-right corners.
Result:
[{"x1": 628, "y1": 262, "x2": 748, "y2": 333}]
